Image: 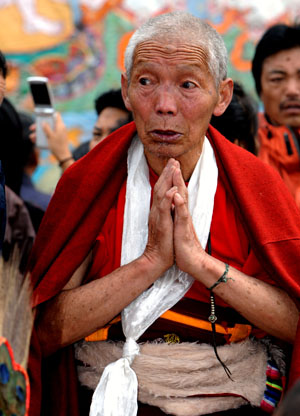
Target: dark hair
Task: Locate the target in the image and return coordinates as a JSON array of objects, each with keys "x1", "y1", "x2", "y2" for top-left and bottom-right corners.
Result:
[
  {"x1": 18, "y1": 111, "x2": 36, "y2": 167},
  {"x1": 210, "y1": 82, "x2": 258, "y2": 155},
  {"x1": 0, "y1": 98, "x2": 24, "y2": 194},
  {"x1": 0, "y1": 50, "x2": 7, "y2": 79},
  {"x1": 94, "y1": 88, "x2": 132, "y2": 121},
  {"x1": 252, "y1": 23, "x2": 300, "y2": 96}
]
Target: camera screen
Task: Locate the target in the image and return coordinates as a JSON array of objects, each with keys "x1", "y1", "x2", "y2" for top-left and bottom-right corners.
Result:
[{"x1": 30, "y1": 82, "x2": 52, "y2": 106}]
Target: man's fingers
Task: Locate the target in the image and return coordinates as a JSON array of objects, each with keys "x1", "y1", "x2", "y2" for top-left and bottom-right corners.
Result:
[
  {"x1": 173, "y1": 166, "x2": 188, "y2": 202},
  {"x1": 152, "y1": 186, "x2": 178, "y2": 225},
  {"x1": 174, "y1": 192, "x2": 184, "y2": 205},
  {"x1": 162, "y1": 186, "x2": 178, "y2": 211},
  {"x1": 153, "y1": 159, "x2": 177, "y2": 203},
  {"x1": 42, "y1": 121, "x2": 53, "y2": 136},
  {"x1": 54, "y1": 112, "x2": 65, "y2": 129},
  {"x1": 174, "y1": 191, "x2": 190, "y2": 224},
  {"x1": 145, "y1": 181, "x2": 176, "y2": 271},
  {"x1": 174, "y1": 192, "x2": 186, "y2": 210}
]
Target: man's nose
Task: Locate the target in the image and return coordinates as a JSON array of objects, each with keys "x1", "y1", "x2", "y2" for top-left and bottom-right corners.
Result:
[
  {"x1": 285, "y1": 77, "x2": 300, "y2": 97},
  {"x1": 154, "y1": 86, "x2": 178, "y2": 115}
]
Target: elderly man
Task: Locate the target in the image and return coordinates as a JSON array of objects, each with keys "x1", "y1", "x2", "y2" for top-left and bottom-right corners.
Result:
[
  {"x1": 252, "y1": 24, "x2": 300, "y2": 208},
  {"x1": 28, "y1": 12, "x2": 300, "y2": 416}
]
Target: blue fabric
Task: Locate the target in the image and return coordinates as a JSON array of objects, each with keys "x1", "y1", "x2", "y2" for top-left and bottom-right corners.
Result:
[
  {"x1": 0, "y1": 363, "x2": 10, "y2": 384},
  {"x1": 20, "y1": 173, "x2": 51, "y2": 212},
  {"x1": 0, "y1": 161, "x2": 6, "y2": 251}
]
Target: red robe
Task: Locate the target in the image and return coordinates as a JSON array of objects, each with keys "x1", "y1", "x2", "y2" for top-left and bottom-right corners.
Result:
[
  {"x1": 90, "y1": 167, "x2": 273, "y2": 306},
  {"x1": 257, "y1": 113, "x2": 300, "y2": 208},
  {"x1": 27, "y1": 122, "x2": 300, "y2": 415}
]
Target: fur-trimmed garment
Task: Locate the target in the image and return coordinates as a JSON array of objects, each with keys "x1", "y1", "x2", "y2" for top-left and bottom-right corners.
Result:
[
  {"x1": 75, "y1": 338, "x2": 268, "y2": 416},
  {"x1": 27, "y1": 123, "x2": 300, "y2": 416}
]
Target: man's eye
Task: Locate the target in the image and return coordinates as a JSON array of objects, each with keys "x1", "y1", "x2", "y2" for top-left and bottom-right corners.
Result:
[
  {"x1": 270, "y1": 78, "x2": 283, "y2": 83},
  {"x1": 181, "y1": 81, "x2": 196, "y2": 89},
  {"x1": 139, "y1": 78, "x2": 150, "y2": 86}
]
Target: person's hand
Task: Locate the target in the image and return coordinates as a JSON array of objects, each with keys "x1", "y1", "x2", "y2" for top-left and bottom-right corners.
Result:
[
  {"x1": 29, "y1": 123, "x2": 37, "y2": 143},
  {"x1": 42, "y1": 112, "x2": 72, "y2": 162},
  {"x1": 142, "y1": 159, "x2": 178, "y2": 274},
  {"x1": 172, "y1": 164, "x2": 207, "y2": 275}
]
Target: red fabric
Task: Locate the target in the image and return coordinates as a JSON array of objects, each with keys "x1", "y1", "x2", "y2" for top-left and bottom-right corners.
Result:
[
  {"x1": 257, "y1": 113, "x2": 300, "y2": 208},
  {"x1": 88, "y1": 168, "x2": 272, "y2": 344},
  {"x1": 89, "y1": 168, "x2": 273, "y2": 308},
  {"x1": 28, "y1": 122, "x2": 300, "y2": 415},
  {"x1": 28, "y1": 121, "x2": 137, "y2": 307}
]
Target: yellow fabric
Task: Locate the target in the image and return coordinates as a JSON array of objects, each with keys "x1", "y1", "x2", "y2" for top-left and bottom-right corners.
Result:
[
  {"x1": 85, "y1": 316, "x2": 121, "y2": 342},
  {"x1": 160, "y1": 310, "x2": 252, "y2": 343},
  {"x1": 85, "y1": 310, "x2": 251, "y2": 343}
]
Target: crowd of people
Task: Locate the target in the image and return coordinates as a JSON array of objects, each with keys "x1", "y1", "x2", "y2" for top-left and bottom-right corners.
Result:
[{"x1": 0, "y1": 10, "x2": 300, "y2": 416}]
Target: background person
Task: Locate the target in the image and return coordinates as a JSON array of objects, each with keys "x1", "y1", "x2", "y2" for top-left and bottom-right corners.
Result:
[
  {"x1": 0, "y1": 51, "x2": 35, "y2": 270},
  {"x1": 0, "y1": 101, "x2": 35, "y2": 270},
  {"x1": 39, "y1": 88, "x2": 132, "y2": 173},
  {"x1": 19, "y1": 111, "x2": 52, "y2": 232},
  {"x1": 0, "y1": 50, "x2": 6, "y2": 251},
  {"x1": 0, "y1": 97, "x2": 24, "y2": 196},
  {"x1": 210, "y1": 81, "x2": 258, "y2": 154},
  {"x1": 252, "y1": 23, "x2": 300, "y2": 207},
  {"x1": 89, "y1": 88, "x2": 133, "y2": 151}
]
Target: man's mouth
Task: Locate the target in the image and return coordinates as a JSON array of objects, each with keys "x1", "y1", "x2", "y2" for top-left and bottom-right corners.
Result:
[
  {"x1": 280, "y1": 101, "x2": 300, "y2": 113},
  {"x1": 150, "y1": 130, "x2": 182, "y2": 141}
]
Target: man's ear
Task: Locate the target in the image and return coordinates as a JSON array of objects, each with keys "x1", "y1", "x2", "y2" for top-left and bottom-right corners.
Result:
[
  {"x1": 213, "y1": 78, "x2": 234, "y2": 117},
  {"x1": 121, "y1": 73, "x2": 133, "y2": 112}
]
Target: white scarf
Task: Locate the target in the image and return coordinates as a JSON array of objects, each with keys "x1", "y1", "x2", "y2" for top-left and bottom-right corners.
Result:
[{"x1": 90, "y1": 135, "x2": 218, "y2": 416}]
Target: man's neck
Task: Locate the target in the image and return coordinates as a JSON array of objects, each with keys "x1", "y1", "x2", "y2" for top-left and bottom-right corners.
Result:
[
  {"x1": 264, "y1": 113, "x2": 300, "y2": 135},
  {"x1": 144, "y1": 143, "x2": 204, "y2": 181}
]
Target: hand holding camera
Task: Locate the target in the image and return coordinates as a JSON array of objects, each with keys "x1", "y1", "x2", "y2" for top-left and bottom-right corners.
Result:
[{"x1": 27, "y1": 76, "x2": 55, "y2": 149}]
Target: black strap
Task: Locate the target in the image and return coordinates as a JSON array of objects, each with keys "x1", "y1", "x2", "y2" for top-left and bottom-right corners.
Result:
[
  {"x1": 207, "y1": 232, "x2": 212, "y2": 255},
  {"x1": 284, "y1": 133, "x2": 293, "y2": 155},
  {"x1": 211, "y1": 321, "x2": 233, "y2": 380},
  {"x1": 288, "y1": 127, "x2": 300, "y2": 159},
  {"x1": 207, "y1": 233, "x2": 234, "y2": 381}
]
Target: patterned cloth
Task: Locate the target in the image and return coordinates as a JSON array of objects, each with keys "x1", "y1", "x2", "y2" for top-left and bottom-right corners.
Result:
[{"x1": 261, "y1": 360, "x2": 283, "y2": 413}]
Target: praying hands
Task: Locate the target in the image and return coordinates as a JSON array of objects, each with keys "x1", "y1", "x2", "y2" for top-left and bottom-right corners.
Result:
[{"x1": 144, "y1": 157, "x2": 206, "y2": 276}]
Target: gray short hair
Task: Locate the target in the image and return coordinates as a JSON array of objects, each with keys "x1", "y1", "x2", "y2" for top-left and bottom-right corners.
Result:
[{"x1": 124, "y1": 11, "x2": 228, "y2": 87}]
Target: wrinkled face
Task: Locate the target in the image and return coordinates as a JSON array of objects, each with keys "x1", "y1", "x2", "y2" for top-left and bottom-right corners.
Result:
[
  {"x1": 89, "y1": 106, "x2": 129, "y2": 150},
  {"x1": 0, "y1": 72, "x2": 6, "y2": 105},
  {"x1": 122, "y1": 39, "x2": 232, "y2": 176},
  {"x1": 260, "y1": 47, "x2": 300, "y2": 128}
]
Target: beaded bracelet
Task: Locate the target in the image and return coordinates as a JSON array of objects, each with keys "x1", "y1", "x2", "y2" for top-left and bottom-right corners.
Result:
[
  {"x1": 208, "y1": 263, "x2": 234, "y2": 324},
  {"x1": 208, "y1": 263, "x2": 231, "y2": 291}
]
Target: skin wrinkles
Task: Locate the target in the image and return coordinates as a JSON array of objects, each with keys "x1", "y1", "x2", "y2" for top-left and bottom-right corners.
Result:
[
  {"x1": 134, "y1": 61, "x2": 214, "y2": 95},
  {"x1": 134, "y1": 40, "x2": 209, "y2": 66},
  {"x1": 122, "y1": 39, "x2": 232, "y2": 180}
]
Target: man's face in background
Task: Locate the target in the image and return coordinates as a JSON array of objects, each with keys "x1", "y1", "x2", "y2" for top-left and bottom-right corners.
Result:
[
  {"x1": 89, "y1": 106, "x2": 130, "y2": 151},
  {"x1": 260, "y1": 47, "x2": 300, "y2": 128}
]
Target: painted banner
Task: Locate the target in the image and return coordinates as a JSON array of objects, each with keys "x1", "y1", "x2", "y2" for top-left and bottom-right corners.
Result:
[{"x1": 0, "y1": 0, "x2": 299, "y2": 192}]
